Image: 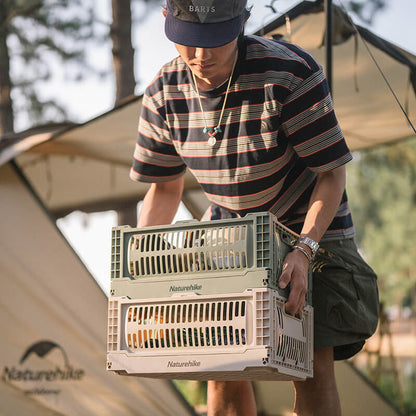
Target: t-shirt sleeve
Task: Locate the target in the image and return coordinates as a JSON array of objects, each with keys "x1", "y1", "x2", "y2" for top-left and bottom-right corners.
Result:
[
  {"x1": 280, "y1": 68, "x2": 352, "y2": 172},
  {"x1": 129, "y1": 83, "x2": 186, "y2": 183}
]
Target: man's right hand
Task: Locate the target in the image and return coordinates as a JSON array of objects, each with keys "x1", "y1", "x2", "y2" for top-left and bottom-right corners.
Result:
[{"x1": 279, "y1": 249, "x2": 310, "y2": 315}]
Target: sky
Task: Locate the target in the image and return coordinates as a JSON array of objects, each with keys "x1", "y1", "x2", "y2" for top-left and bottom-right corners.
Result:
[{"x1": 54, "y1": 0, "x2": 416, "y2": 295}]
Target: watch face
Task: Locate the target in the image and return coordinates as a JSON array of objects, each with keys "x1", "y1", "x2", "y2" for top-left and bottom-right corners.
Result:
[{"x1": 299, "y1": 236, "x2": 319, "y2": 254}]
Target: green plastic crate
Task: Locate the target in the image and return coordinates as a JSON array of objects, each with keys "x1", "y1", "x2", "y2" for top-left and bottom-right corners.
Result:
[{"x1": 110, "y1": 212, "x2": 312, "y2": 303}]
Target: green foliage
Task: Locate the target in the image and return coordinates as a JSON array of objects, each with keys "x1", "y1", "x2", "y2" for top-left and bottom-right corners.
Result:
[
  {"x1": 173, "y1": 380, "x2": 207, "y2": 407},
  {"x1": 2, "y1": 0, "x2": 96, "y2": 127},
  {"x1": 354, "y1": 356, "x2": 416, "y2": 415},
  {"x1": 403, "y1": 368, "x2": 416, "y2": 415},
  {"x1": 347, "y1": 139, "x2": 416, "y2": 309}
]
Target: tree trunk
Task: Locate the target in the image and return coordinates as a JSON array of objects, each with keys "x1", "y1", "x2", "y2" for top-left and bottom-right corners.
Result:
[
  {"x1": 0, "y1": 3, "x2": 14, "y2": 137},
  {"x1": 110, "y1": 0, "x2": 137, "y2": 225},
  {"x1": 110, "y1": 0, "x2": 136, "y2": 105}
]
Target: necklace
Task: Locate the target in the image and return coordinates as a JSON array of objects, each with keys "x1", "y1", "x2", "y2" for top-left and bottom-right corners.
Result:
[{"x1": 191, "y1": 54, "x2": 237, "y2": 147}]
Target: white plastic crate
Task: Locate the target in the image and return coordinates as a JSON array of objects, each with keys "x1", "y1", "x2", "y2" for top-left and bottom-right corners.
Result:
[{"x1": 107, "y1": 288, "x2": 313, "y2": 381}]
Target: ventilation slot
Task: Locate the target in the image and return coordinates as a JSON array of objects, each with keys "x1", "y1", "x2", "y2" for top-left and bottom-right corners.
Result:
[
  {"x1": 125, "y1": 300, "x2": 247, "y2": 350},
  {"x1": 128, "y1": 226, "x2": 248, "y2": 278}
]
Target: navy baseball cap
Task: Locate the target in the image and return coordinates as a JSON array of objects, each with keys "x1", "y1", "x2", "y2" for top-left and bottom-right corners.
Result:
[{"x1": 165, "y1": 0, "x2": 249, "y2": 48}]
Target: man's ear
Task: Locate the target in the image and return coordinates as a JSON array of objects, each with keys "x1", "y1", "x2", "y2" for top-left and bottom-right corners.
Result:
[{"x1": 162, "y1": 8, "x2": 167, "y2": 18}]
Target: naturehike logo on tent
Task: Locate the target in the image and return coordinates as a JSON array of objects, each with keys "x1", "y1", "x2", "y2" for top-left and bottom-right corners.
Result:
[
  {"x1": 20, "y1": 340, "x2": 69, "y2": 367},
  {"x1": 2, "y1": 340, "x2": 85, "y2": 396}
]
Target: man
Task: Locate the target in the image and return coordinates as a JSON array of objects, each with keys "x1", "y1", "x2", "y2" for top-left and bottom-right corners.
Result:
[{"x1": 130, "y1": 1, "x2": 379, "y2": 414}]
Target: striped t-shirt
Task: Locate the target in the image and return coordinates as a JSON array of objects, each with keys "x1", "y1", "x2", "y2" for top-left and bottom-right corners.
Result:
[{"x1": 130, "y1": 35, "x2": 354, "y2": 240}]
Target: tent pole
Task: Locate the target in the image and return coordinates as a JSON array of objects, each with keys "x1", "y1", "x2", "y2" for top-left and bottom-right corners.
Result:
[{"x1": 325, "y1": 0, "x2": 333, "y2": 92}]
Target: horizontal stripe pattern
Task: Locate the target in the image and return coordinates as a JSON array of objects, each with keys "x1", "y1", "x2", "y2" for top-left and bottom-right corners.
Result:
[{"x1": 130, "y1": 35, "x2": 354, "y2": 239}]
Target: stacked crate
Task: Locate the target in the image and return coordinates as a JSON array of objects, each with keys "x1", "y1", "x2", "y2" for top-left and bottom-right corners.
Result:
[{"x1": 107, "y1": 212, "x2": 313, "y2": 381}]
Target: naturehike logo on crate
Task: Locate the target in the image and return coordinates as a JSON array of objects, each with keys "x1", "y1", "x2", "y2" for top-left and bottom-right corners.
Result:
[
  {"x1": 170, "y1": 283, "x2": 202, "y2": 293},
  {"x1": 167, "y1": 360, "x2": 201, "y2": 368}
]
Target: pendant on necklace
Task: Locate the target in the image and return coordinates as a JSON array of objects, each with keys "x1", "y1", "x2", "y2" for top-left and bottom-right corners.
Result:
[
  {"x1": 205, "y1": 126, "x2": 221, "y2": 147},
  {"x1": 207, "y1": 135, "x2": 216, "y2": 147}
]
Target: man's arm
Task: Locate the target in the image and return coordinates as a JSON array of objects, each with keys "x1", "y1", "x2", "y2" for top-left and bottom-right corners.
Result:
[
  {"x1": 279, "y1": 165, "x2": 347, "y2": 315},
  {"x1": 137, "y1": 176, "x2": 185, "y2": 227}
]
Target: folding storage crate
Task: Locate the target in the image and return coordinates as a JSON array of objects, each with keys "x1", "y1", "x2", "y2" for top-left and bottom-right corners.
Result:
[
  {"x1": 107, "y1": 288, "x2": 313, "y2": 380},
  {"x1": 109, "y1": 212, "x2": 311, "y2": 302},
  {"x1": 107, "y1": 212, "x2": 314, "y2": 381}
]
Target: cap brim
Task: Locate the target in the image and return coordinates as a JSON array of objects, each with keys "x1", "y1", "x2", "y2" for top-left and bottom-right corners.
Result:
[{"x1": 165, "y1": 12, "x2": 246, "y2": 48}]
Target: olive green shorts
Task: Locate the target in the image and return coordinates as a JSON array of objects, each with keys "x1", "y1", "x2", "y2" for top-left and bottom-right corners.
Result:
[{"x1": 312, "y1": 239, "x2": 379, "y2": 360}]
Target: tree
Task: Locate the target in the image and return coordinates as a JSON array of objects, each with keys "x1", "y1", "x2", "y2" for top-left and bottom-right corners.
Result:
[
  {"x1": 110, "y1": 0, "x2": 159, "y2": 106},
  {"x1": 110, "y1": 0, "x2": 159, "y2": 226},
  {"x1": 346, "y1": 0, "x2": 386, "y2": 24},
  {"x1": 111, "y1": 0, "x2": 135, "y2": 105},
  {"x1": 0, "y1": 0, "x2": 17, "y2": 135},
  {"x1": 0, "y1": 0, "x2": 95, "y2": 137}
]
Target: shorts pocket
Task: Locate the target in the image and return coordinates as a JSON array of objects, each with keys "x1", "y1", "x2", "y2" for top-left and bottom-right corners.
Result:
[{"x1": 313, "y1": 245, "x2": 379, "y2": 339}]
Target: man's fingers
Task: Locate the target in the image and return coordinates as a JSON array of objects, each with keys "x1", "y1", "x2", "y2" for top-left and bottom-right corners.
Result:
[
  {"x1": 279, "y1": 262, "x2": 291, "y2": 289},
  {"x1": 279, "y1": 252, "x2": 308, "y2": 314},
  {"x1": 284, "y1": 294, "x2": 302, "y2": 315},
  {"x1": 279, "y1": 275, "x2": 289, "y2": 289},
  {"x1": 284, "y1": 278, "x2": 307, "y2": 315},
  {"x1": 285, "y1": 297, "x2": 305, "y2": 315}
]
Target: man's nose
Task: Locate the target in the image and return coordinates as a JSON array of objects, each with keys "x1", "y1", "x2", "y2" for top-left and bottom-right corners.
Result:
[{"x1": 195, "y1": 48, "x2": 212, "y2": 60}]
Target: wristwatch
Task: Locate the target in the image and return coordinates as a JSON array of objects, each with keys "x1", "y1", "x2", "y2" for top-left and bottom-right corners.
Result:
[{"x1": 298, "y1": 236, "x2": 319, "y2": 259}]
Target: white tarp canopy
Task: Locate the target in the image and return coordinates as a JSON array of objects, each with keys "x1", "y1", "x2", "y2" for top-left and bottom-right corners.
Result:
[
  {"x1": 254, "y1": 0, "x2": 416, "y2": 150},
  {"x1": 0, "y1": 162, "x2": 197, "y2": 416},
  {"x1": 0, "y1": 98, "x2": 208, "y2": 220}
]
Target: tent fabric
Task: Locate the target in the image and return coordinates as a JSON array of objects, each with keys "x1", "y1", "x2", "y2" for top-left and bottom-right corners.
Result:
[
  {"x1": 0, "y1": 162, "x2": 197, "y2": 416},
  {"x1": 255, "y1": 0, "x2": 416, "y2": 78},
  {"x1": 0, "y1": 123, "x2": 74, "y2": 168},
  {"x1": 254, "y1": 0, "x2": 416, "y2": 150},
  {"x1": 1, "y1": 96, "x2": 204, "y2": 218},
  {"x1": 0, "y1": 381, "x2": 64, "y2": 416},
  {"x1": 253, "y1": 361, "x2": 401, "y2": 415}
]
